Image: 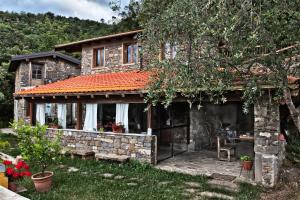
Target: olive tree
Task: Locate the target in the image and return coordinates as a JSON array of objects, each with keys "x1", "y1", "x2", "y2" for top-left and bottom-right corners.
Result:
[{"x1": 139, "y1": 0, "x2": 300, "y2": 134}]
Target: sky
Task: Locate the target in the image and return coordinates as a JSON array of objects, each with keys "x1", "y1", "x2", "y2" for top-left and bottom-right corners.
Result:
[{"x1": 0, "y1": 0, "x2": 130, "y2": 22}]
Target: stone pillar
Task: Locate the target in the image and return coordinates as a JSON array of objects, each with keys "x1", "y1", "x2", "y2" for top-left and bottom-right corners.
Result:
[{"x1": 254, "y1": 96, "x2": 285, "y2": 187}]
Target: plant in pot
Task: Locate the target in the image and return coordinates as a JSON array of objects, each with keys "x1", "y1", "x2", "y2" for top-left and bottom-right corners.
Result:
[
  {"x1": 11, "y1": 121, "x2": 61, "y2": 192},
  {"x1": 3, "y1": 160, "x2": 31, "y2": 192},
  {"x1": 240, "y1": 155, "x2": 253, "y2": 170},
  {"x1": 48, "y1": 117, "x2": 59, "y2": 129}
]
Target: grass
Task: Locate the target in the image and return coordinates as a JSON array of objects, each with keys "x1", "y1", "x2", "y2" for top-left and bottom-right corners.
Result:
[
  {"x1": 0, "y1": 131, "x2": 20, "y2": 157},
  {"x1": 0, "y1": 131, "x2": 260, "y2": 200},
  {"x1": 16, "y1": 157, "x2": 260, "y2": 200}
]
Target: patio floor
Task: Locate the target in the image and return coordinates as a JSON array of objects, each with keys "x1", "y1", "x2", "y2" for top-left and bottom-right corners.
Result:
[{"x1": 156, "y1": 150, "x2": 253, "y2": 179}]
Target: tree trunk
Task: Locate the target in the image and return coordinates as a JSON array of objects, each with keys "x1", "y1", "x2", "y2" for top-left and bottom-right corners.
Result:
[{"x1": 284, "y1": 88, "x2": 300, "y2": 134}]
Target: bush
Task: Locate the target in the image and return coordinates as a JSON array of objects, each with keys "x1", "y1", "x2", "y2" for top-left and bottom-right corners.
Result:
[
  {"x1": 0, "y1": 140, "x2": 10, "y2": 150},
  {"x1": 286, "y1": 134, "x2": 300, "y2": 165},
  {"x1": 11, "y1": 121, "x2": 62, "y2": 175}
]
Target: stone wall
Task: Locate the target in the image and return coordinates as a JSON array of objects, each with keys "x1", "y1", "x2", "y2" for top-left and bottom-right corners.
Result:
[
  {"x1": 254, "y1": 96, "x2": 285, "y2": 187},
  {"x1": 81, "y1": 42, "x2": 140, "y2": 75},
  {"x1": 46, "y1": 129, "x2": 157, "y2": 164},
  {"x1": 14, "y1": 58, "x2": 80, "y2": 121}
]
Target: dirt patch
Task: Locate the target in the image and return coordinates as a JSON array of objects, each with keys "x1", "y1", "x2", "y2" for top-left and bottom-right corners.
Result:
[{"x1": 260, "y1": 164, "x2": 300, "y2": 200}]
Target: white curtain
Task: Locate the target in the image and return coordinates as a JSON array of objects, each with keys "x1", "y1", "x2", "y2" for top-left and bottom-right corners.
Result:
[
  {"x1": 57, "y1": 104, "x2": 67, "y2": 129},
  {"x1": 72, "y1": 103, "x2": 76, "y2": 121},
  {"x1": 116, "y1": 103, "x2": 129, "y2": 133},
  {"x1": 36, "y1": 104, "x2": 45, "y2": 125},
  {"x1": 83, "y1": 104, "x2": 97, "y2": 131}
]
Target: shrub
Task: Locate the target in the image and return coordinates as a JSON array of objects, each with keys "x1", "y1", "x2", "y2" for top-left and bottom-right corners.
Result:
[
  {"x1": 0, "y1": 140, "x2": 10, "y2": 150},
  {"x1": 286, "y1": 134, "x2": 300, "y2": 165},
  {"x1": 11, "y1": 121, "x2": 62, "y2": 175},
  {"x1": 240, "y1": 155, "x2": 253, "y2": 161}
]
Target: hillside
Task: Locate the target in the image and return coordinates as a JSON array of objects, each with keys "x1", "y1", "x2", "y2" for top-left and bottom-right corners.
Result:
[{"x1": 0, "y1": 11, "x2": 132, "y2": 126}]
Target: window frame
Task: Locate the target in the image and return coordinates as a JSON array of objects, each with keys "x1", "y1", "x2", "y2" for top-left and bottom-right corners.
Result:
[
  {"x1": 93, "y1": 47, "x2": 105, "y2": 68},
  {"x1": 123, "y1": 43, "x2": 138, "y2": 64},
  {"x1": 31, "y1": 63, "x2": 43, "y2": 80}
]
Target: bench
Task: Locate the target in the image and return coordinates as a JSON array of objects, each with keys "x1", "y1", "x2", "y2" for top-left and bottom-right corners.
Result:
[
  {"x1": 69, "y1": 149, "x2": 95, "y2": 160},
  {"x1": 95, "y1": 153, "x2": 130, "y2": 163}
]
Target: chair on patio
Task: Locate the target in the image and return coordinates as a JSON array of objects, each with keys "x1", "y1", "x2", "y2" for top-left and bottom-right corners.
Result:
[{"x1": 217, "y1": 136, "x2": 236, "y2": 162}]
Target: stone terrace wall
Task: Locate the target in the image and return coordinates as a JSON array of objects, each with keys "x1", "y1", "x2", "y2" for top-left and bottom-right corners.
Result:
[
  {"x1": 254, "y1": 96, "x2": 285, "y2": 187},
  {"x1": 46, "y1": 129, "x2": 157, "y2": 164}
]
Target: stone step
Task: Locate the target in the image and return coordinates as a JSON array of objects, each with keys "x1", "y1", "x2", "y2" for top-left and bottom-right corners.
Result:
[
  {"x1": 208, "y1": 179, "x2": 239, "y2": 193},
  {"x1": 199, "y1": 191, "x2": 233, "y2": 200}
]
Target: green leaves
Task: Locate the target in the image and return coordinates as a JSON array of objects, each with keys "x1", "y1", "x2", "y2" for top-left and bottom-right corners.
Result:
[
  {"x1": 11, "y1": 120, "x2": 62, "y2": 174},
  {"x1": 141, "y1": 0, "x2": 300, "y2": 110}
]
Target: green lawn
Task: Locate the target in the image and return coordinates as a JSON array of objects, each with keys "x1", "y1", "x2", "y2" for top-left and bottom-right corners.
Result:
[
  {"x1": 16, "y1": 157, "x2": 260, "y2": 200},
  {"x1": 1, "y1": 131, "x2": 260, "y2": 200}
]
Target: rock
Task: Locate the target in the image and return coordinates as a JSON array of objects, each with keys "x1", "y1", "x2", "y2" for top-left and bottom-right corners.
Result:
[
  {"x1": 185, "y1": 181, "x2": 201, "y2": 188},
  {"x1": 158, "y1": 181, "x2": 172, "y2": 186},
  {"x1": 102, "y1": 173, "x2": 114, "y2": 178},
  {"x1": 127, "y1": 182, "x2": 138, "y2": 186},
  {"x1": 114, "y1": 175, "x2": 125, "y2": 180},
  {"x1": 184, "y1": 188, "x2": 197, "y2": 193},
  {"x1": 199, "y1": 191, "x2": 233, "y2": 200},
  {"x1": 68, "y1": 167, "x2": 79, "y2": 172}
]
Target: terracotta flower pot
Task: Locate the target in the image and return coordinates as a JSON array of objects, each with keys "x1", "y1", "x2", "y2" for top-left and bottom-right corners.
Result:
[
  {"x1": 242, "y1": 161, "x2": 253, "y2": 171},
  {"x1": 31, "y1": 171, "x2": 54, "y2": 192}
]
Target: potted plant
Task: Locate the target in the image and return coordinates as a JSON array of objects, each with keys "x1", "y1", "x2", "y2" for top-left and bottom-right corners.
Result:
[
  {"x1": 48, "y1": 117, "x2": 59, "y2": 129},
  {"x1": 112, "y1": 122, "x2": 125, "y2": 133},
  {"x1": 11, "y1": 121, "x2": 61, "y2": 192},
  {"x1": 3, "y1": 160, "x2": 31, "y2": 192},
  {"x1": 240, "y1": 155, "x2": 253, "y2": 170}
]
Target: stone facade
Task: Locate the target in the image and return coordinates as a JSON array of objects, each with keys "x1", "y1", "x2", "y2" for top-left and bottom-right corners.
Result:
[
  {"x1": 81, "y1": 42, "x2": 140, "y2": 75},
  {"x1": 254, "y1": 96, "x2": 285, "y2": 187},
  {"x1": 14, "y1": 57, "x2": 80, "y2": 120},
  {"x1": 46, "y1": 129, "x2": 157, "y2": 164}
]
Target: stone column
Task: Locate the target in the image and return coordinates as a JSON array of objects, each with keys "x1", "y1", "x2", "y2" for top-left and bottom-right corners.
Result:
[{"x1": 254, "y1": 96, "x2": 285, "y2": 187}]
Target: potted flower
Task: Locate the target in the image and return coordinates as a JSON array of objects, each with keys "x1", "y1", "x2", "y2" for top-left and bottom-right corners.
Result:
[
  {"x1": 48, "y1": 117, "x2": 59, "y2": 129},
  {"x1": 240, "y1": 155, "x2": 253, "y2": 170},
  {"x1": 11, "y1": 121, "x2": 62, "y2": 192},
  {"x1": 3, "y1": 160, "x2": 31, "y2": 192},
  {"x1": 112, "y1": 122, "x2": 125, "y2": 133}
]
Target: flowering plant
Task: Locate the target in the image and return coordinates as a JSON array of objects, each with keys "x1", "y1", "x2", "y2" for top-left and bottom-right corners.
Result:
[{"x1": 3, "y1": 160, "x2": 31, "y2": 181}]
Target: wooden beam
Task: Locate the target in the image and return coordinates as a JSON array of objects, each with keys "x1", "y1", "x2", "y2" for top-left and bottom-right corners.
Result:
[
  {"x1": 76, "y1": 103, "x2": 83, "y2": 130},
  {"x1": 139, "y1": 93, "x2": 144, "y2": 97},
  {"x1": 29, "y1": 102, "x2": 34, "y2": 125}
]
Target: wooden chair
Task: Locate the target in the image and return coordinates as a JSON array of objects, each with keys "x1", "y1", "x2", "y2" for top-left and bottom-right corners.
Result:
[{"x1": 217, "y1": 136, "x2": 236, "y2": 162}]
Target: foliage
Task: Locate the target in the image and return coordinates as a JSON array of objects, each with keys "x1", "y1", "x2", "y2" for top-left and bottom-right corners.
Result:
[
  {"x1": 140, "y1": 0, "x2": 300, "y2": 114},
  {"x1": 0, "y1": 132, "x2": 20, "y2": 156},
  {"x1": 286, "y1": 134, "x2": 300, "y2": 165},
  {"x1": 3, "y1": 160, "x2": 31, "y2": 181},
  {"x1": 11, "y1": 121, "x2": 62, "y2": 175},
  {"x1": 240, "y1": 155, "x2": 253, "y2": 162},
  {"x1": 17, "y1": 157, "x2": 260, "y2": 200},
  {"x1": 0, "y1": 10, "x2": 135, "y2": 125},
  {"x1": 0, "y1": 140, "x2": 10, "y2": 150}
]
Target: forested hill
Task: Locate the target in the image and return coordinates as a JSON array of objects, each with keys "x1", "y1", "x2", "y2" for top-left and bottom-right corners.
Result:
[
  {"x1": 0, "y1": 11, "x2": 133, "y2": 126},
  {"x1": 0, "y1": 11, "x2": 124, "y2": 63}
]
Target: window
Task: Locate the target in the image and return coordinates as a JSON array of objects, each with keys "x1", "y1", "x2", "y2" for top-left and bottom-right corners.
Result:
[
  {"x1": 32, "y1": 63, "x2": 43, "y2": 79},
  {"x1": 164, "y1": 42, "x2": 177, "y2": 59},
  {"x1": 94, "y1": 47, "x2": 105, "y2": 67},
  {"x1": 124, "y1": 43, "x2": 138, "y2": 64}
]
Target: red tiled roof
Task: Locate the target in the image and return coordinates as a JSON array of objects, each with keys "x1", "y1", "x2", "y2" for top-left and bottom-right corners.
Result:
[{"x1": 16, "y1": 71, "x2": 150, "y2": 96}]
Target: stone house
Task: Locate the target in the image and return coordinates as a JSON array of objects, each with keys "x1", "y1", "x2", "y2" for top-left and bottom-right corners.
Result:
[
  {"x1": 11, "y1": 30, "x2": 300, "y2": 187},
  {"x1": 9, "y1": 51, "x2": 81, "y2": 122}
]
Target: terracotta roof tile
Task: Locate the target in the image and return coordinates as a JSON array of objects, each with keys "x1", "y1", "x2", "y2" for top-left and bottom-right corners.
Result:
[{"x1": 16, "y1": 71, "x2": 150, "y2": 96}]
